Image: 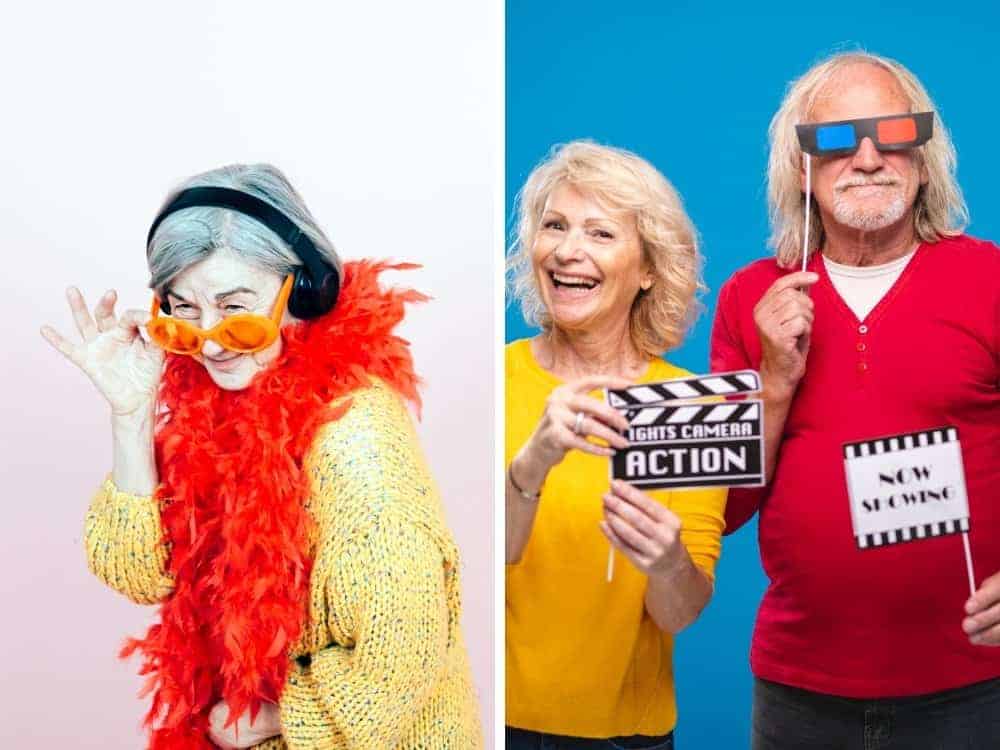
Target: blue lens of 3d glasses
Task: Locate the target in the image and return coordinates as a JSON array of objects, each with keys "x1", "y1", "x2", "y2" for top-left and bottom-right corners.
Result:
[{"x1": 815, "y1": 123, "x2": 857, "y2": 151}]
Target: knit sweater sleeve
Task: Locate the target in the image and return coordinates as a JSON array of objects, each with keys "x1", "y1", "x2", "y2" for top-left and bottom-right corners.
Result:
[
  {"x1": 278, "y1": 382, "x2": 461, "y2": 750},
  {"x1": 83, "y1": 477, "x2": 174, "y2": 604}
]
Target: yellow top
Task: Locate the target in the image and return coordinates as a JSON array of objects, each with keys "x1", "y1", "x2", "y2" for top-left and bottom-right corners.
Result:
[
  {"x1": 505, "y1": 338, "x2": 727, "y2": 738},
  {"x1": 84, "y1": 381, "x2": 483, "y2": 750}
]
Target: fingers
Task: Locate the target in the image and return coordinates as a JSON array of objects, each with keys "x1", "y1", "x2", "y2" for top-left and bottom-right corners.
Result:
[
  {"x1": 609, "y1": 479, "x2": 675, "y2": 524},
  {"x1": 567, "y1": 394, "x2": 630, "y2": 433},
  {"x1": 66, "y1": 286, "x2": 99, "y2": 342},
  {"x1": 763, "y1": 272, "x2": 819, "y2": 300},
  {"x1": 602, "y1": 510, "x2": 654, "y2": 557},
  {"x1": 600, "y1": 518, "x2": 646, "y2": 560},
  {"x1": 967, "y1": 570, "x2": 1000, "y2": 614},
  {"x1": 112, "y1": 309, "x2": 151, "y2": 343},
  {"x1": 572, "y1": 412, "x2": 628, "y2": 450},
  {"x1": 757, "y1": 289, "x2": 814, "y2": 329},
  {"x1": 40, "y1": 325, "x2": 79, "y2": 363},
  {"x1": 567, "y1": 433, "x2": 616, "y2": 457},
  {"x1": 770, "y1": 294, "x2": 815, "y2": 327},
  {"x1": 93, "y1": 289, "x2": 118, "y2": 332},
  {"x1": 964, "y1": 599, "x2": 1000, "y2": 644}
]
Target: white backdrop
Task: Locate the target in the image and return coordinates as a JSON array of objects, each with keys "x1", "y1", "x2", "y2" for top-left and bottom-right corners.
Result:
[{"x1": 0, "y1": 1, "x2": 495, "y2": 745}]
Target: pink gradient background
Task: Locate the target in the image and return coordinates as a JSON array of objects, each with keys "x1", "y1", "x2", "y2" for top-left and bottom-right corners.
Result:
[{"x1": 0, "y1": 1, "x2": 494, "y2": 745}]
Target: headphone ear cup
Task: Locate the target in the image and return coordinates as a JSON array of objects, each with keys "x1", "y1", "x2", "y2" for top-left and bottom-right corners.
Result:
[
  {"x1": 160, "y1": 299, "x2": 172, "y2": 315},
  {"x1": 288, "y1": 266, "x2": 340, "y2": 319}
]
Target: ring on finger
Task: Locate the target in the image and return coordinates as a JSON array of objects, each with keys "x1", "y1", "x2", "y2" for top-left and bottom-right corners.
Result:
[{"x1": 573, "y1": 411, "x2": 585, "y2": 435}]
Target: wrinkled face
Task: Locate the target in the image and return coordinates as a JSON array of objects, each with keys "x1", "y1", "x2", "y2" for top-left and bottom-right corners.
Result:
[
  {"x1": 163, "y1": 248, "x2": 290, "y2": 390},
  {"x1": 530, "y1": 182, "x2": 651, "y2": 338},
  {"x1": 805, "y1": 64, "x2": 928, "y2": 234}
]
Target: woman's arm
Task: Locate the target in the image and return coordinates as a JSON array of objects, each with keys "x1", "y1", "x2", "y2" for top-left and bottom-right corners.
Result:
[
  {"x1": 277, "y1": 382, "x2": 477, "y2": 749},
  {"x1": 84, "y1": 474, "x2": 173, "y2": 605},
  {"x1": 279, "y1": 512, "x2": 455, "y2": 749},
  {"x1": 506, "y1": 375, "x2": 631, "y2": 564},
  {"x1": 43, "y1": 287, "x2": 171, "y2": 602},
  {"x1": 602, "y1": 481, "x2": 726, "y2": 634},
  {"x1": 84, "y1": 404, "x2": 171, "y2": 605},
  {"x1": 505, "y1": 443, "x2": 547, "y2": 564},
  {"x1": 111, "y1": 406, "x2": 158, "y2": 495}
]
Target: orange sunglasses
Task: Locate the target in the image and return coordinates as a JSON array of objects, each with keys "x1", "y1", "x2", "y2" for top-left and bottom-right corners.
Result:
[{"x1": 148, "y1": 274, "x2": 294, "y2": 355}]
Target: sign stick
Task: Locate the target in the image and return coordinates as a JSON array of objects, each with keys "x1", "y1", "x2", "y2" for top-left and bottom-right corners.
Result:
[
  {"x1": 802, "y1": 153, "x2": 812, "y2": 273},
  {"x1": 962, "y1": 531, "x2": 977, "y2": 598},
  {"x1": 607, "y1": 546, "x2": 615, "y2": 582}
]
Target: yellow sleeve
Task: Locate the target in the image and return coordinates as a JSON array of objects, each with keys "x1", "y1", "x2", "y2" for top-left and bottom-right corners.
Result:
[
  {"x1": 277, "y1": 383, "x2": 462, "y2": 749},
  {"x1": 671, "y1": 487, "x2": 728, "y2": 581},
  {"x1": 83, "y1": 477, "x2": 174, "y2": 605},
  {"x1": 279, "y1": 512, "x2": 451, "y2": 749}
]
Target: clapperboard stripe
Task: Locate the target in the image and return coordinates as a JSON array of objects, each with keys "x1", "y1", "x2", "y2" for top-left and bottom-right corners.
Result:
[
  {"x1": 626, "y1": 401, "x2": 760, "y2": 427},
  {"x1": 857, "y1": 518, "x2": 968, "y2": 549},
  {"x1": 608, "y1": 370, "x2": 760, "y2": 408},
  {"x1": 843, "y1": 427, "x2": 959, "y2": 460}
]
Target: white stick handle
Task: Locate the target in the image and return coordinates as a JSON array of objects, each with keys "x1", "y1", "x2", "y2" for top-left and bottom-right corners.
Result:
[
  {"x1": 606, "y1": 545, "x2": 615, "y2": 582},
  {"x1": 802, "y1": 153, "x2": 812, "y2": 272},
  {"x1": 962, "y1": 531, "x2": 976, "y2": 598}
]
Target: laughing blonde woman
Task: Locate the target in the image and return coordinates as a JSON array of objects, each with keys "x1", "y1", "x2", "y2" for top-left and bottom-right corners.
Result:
[{"x1": 505, "y1": 141, "x2": 727, "y2": 749}]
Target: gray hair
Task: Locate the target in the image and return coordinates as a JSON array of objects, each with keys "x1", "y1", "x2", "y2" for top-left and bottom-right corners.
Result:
[{"x1": 147, "y1": 163, "x2": 342, "y2": 295}]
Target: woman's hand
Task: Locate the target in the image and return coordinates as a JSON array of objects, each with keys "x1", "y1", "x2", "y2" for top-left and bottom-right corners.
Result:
[
  {"x1": 41, "y1": 287, "x2": 164, "y2": 416},
  {"x1": 207, "y1": 701, "x2": 281, "y2": 749},
  {"x1": 519, "y1": 373, "x2": 631, "y2": 474},
  {"x1": 600, "y1": 479, "x2": 685, "y2": 577}
]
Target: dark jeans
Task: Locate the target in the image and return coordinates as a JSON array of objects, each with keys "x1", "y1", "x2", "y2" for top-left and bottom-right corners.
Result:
[
  {"x1": 506, "y1": 726, "x2": 674, "y2": 749},
  {"x1": 752, "y1": 676, "x2": 1000, "y2": 750}
]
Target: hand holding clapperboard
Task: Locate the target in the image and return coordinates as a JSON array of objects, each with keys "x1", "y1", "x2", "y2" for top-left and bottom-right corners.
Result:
[
  {"x1": 604, "y1": 371, "x2": 976, "y2": 591},
  {"x1": 603, "y1": 370, "x2": 765, "y2": 581}
]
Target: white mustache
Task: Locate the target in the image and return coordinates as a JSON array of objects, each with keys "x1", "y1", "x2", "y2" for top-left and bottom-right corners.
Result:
[{"x1": 835, "y1": 177, "x2": 901, "y2": 191}]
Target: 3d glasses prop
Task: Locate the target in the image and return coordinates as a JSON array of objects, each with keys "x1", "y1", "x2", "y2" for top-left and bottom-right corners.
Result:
[{"x1": 796, "y1": 111, "x2": 934, "y2": 158}]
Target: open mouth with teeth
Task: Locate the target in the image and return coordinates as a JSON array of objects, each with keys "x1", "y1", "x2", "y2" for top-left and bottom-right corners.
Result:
[{"x1": 550, "y1": 271, "x2": 600, "y2": 291}]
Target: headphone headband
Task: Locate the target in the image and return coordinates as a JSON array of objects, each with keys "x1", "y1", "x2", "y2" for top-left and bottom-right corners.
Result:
[
  {"x1": 147, "y1": 185, "x2": 339, "y2": 319},
  {"x1": 147, "y1": 186, "x2": 330, "y2": 282}
]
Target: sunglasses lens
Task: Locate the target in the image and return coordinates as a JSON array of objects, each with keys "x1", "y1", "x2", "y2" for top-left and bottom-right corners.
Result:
[
  {"x1": 816, "y1": 123, "x2": 857, "y2": 153},
  {"x1": 219, "y1": 320, "x2": 271, "y2": 351},
  {"x1": 150, "y1": 320, "x2": 201, "y2": 353},
  {"x1": 876, "y1": 117, "x2": 917, "y2": 145}
]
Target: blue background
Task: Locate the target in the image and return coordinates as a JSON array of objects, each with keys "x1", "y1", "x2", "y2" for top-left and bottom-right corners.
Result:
[{"x1": 506, "y1": 2, "x2": 1000, "y2": 746}]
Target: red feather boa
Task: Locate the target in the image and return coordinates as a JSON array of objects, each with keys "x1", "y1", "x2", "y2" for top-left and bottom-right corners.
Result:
[{"x1": 120, "y1": 260, "x2": 426, "y2": 748}]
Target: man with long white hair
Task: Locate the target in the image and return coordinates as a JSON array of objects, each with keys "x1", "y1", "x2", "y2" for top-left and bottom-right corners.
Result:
[{"x1": 711, "y1": 51, "x2": 1000, "y2": 748}]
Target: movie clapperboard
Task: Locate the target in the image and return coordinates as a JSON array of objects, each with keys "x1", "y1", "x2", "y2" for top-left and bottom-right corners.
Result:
[
  {"x1": 843, "y1": 426, "x2": 971, "y2": 550},
  {"x1": 606, "y1": 370, "x2": 765, "y2": 489}
]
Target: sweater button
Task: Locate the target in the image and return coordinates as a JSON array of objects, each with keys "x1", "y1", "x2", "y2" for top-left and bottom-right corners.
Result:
[
  {"x1": 857, "y1": 342, "x2": 867, "y2": 352},
  {"x1": 859, "y1": 324, "x2": 869, "y2": 334},
  {"x1": 857, "y1": 362, "x2": 868, "y2": 373}
]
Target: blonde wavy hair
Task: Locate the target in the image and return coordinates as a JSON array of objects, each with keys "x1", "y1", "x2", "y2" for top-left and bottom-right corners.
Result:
[
  {"x1": 507, "y1": 141, "x2": 704, "y2": 359},
  {"x1": 768, "y1": 51, "x2": 968, "y2": 268}
]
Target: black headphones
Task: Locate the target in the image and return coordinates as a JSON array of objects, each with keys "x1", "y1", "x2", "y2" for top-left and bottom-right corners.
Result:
[{"x1": 146, "y1": 186, "x2": 340, "y2": 319}]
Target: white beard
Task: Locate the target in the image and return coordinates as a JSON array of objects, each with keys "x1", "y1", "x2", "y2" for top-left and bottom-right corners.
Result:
[{"x1": 832, "y1": 188, "x2": 908, "y2": 232}]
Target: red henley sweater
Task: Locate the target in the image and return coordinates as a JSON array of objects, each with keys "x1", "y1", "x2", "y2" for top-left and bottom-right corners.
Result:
[{"x1": 710, "y1": 234, "x2": 1000, "y2": 698}]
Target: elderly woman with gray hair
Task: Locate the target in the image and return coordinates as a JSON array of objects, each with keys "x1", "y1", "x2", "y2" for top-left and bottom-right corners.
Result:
[
  {"x1": 41, "y1": 164, "x2": 481, "y2": 749},
  {"x1": 505, "y1": 141, "x2": 727, "y2": 749}
]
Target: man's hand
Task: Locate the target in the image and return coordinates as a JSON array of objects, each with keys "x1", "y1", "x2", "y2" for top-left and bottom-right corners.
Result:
[
  {"x1": 964, "y1": 571, "x2": 1000, "y2": 646},
  {"x1": 754, "y1": 272, "x2": 819, "y2": 400}
]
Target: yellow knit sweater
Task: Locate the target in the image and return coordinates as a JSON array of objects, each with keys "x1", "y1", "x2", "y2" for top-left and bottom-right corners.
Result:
[{"x1": 84, "y1": 381, "x2": 483, "y2": 749}]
